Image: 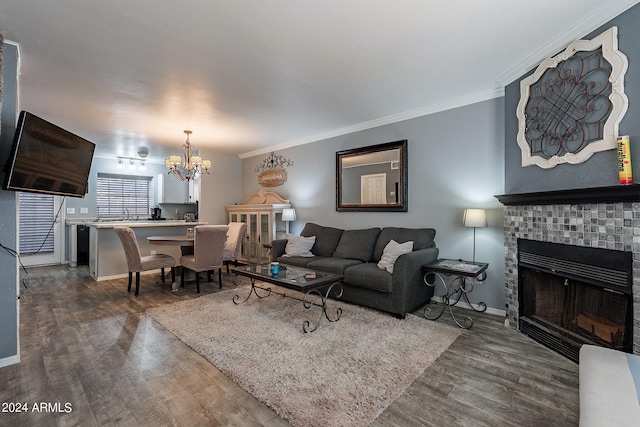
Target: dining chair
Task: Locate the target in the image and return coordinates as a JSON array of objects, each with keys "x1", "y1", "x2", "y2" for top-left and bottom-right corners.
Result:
[
  {"x1": 223, "y1": 222, "x2": 247, "y2": 273},
  {"x1": 180, "y1": 225, "x2": 228, "y2": 293},
  {"x1": 113, "y1": 226, "x2": 176, "y2": 296}
]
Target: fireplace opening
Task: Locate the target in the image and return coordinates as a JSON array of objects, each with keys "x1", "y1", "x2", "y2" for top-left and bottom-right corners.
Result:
[{"x1": 517, "y1": 239, "x2": 633, "y2": 362}]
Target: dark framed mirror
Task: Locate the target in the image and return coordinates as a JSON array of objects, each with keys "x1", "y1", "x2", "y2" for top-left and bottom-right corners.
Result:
[{"x1": 336, "y1": 139, "x2": 408, "y2": 212}]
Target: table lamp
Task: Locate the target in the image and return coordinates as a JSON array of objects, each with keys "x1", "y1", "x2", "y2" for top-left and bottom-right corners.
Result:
[
  {"x1": 282, "y1": 208, "x2": 296, "y2": 222},
  {"x1": 463, "y1": 208, "x2": 487, "y2": 263}
]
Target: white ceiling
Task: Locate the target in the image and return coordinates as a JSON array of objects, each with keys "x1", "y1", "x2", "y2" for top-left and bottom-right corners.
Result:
[{"x1": 1, "y1": 0, "x2": 638, "y2": 163}]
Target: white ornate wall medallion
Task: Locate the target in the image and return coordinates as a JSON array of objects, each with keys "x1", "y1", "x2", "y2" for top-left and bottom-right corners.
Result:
[{"x1": 516, "y1": 27, "x2": 628, "y2": 169}]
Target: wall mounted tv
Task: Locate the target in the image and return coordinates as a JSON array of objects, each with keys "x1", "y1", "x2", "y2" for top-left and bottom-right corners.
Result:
[{"x1": 3, "y1": 111, "x2": 95, "y2": 198}]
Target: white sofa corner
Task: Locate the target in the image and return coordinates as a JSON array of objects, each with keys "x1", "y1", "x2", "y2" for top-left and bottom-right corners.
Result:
[{"x1": 579, "y1": 344, "x2": 640, "y2": 426}]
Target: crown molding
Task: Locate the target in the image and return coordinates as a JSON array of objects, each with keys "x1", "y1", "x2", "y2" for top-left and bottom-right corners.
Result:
[
  {"x1": 239, "y1": 86, "x2": 504, "y2": 159},
  {"x1": 496, "y1": 0, "x2": 640, "y2": 86}
]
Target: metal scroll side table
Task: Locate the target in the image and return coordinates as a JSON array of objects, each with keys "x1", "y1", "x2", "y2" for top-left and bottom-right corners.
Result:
[{"x1": 422, "y1": 259, "x2": 488, "y2": 329}]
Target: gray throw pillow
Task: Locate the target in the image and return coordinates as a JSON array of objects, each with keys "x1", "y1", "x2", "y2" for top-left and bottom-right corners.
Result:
[
  {"x1": 301, "y1": 223, "x2": 344, "y2": 257},
  {"x1": 282, "y1": 234, "x2": 316, "y2": 257},
  {"x1": 373, "y1": 227, "x2": 436, "y2": 261}
]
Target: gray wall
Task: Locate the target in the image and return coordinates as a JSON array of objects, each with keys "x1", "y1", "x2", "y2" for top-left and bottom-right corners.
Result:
[
  {"x1": 198, "y1": 148, "x2": 243, "y2": 226},
  {"x1": 0, "y1": 41, "x2": 19, "y2": 364},
  {"x1": 242, "y1": 98, "x2": 506, "y2": 311},
  {"x1": 505, "y1": 3, "x2": 640, "y2": 194}
]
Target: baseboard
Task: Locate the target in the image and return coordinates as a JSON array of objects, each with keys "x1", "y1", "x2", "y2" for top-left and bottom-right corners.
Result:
[
  {"x1": 0, "y1": 354, "x2": 20, "y2": 368},
  {"x1": 430, "y1": 296, "x2": 505, "y2": 317}
]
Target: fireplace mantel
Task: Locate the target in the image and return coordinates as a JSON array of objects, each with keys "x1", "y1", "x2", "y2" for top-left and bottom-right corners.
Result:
[{"x1": 495, "y1": 184, "x2": 640, "y2": 206}]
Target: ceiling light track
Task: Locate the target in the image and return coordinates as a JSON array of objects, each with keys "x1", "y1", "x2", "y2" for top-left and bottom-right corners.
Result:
[{"x1": 117, "y1": 156, "x2": 146, "y2": 170}]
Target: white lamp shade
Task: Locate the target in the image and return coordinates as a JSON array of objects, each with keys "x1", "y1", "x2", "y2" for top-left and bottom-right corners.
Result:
[
  {"x1": 282, "y1": 208, "x2": 296, "y2": 221},
  {"x1": 167, "y1": 154, "x2": 182, "y2": 167},
  {"x1": 463, "y1": 209, "x2": 487, "y2": 228}
]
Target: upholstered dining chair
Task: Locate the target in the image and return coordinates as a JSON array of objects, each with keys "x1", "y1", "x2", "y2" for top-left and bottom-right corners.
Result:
[
  {"x1": 113, "y1": 226, "x2": 176, "y2": 296},
  {"x1": 223, "y1": 222, "x2": 247, "y2": 273},
  {"x1": 180, "y1": 225, "x2": 228, "y2": 293}
]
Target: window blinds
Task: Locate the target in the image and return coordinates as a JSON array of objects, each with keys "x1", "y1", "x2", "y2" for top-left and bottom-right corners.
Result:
[
  {"x1": 96, "y1": 173, "x2": 153, "y2": 218},
  {"x1": 19, "y1": 192, "x2": 55, "y2": 254}
]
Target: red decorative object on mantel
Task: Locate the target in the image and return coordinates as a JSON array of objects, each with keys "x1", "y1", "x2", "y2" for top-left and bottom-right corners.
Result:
[{"x1": 617, "y1": 135, "x2": 633, "y2": 185}]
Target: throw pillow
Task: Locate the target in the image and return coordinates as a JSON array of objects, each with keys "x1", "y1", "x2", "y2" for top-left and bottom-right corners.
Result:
[
  {"x1": 377, "y1": 240, "x2": 413, "y2": 274},
  {"x1": 300, "y1": 223, "x2": 344, "y2": 257},
  {"x1": 282, "y1": 234, "x2": 316, "y2": 257}
]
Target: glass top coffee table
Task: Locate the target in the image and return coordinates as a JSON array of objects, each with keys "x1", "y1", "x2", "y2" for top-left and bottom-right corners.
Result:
[{"x1": 231, "y1": 263, "x2": 344, "y2": 333}]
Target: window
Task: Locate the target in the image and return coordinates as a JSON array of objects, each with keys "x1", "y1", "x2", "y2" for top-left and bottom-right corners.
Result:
[
  {"x1": 19, "y1": 192, "x2": 55, "y2": 254},
  {"x1": 96, "y1": 173, "x2": 153, "y2": 218}
]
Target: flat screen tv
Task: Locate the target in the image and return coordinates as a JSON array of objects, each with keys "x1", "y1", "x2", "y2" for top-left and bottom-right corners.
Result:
[{"x1": 3, "y1": 111, "x2": 95, "y2": 198}]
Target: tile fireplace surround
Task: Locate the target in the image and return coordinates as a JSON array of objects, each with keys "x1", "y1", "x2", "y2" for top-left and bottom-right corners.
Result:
[{"x1": 498, "y1": 185, "x2": 640, "y2": 355}]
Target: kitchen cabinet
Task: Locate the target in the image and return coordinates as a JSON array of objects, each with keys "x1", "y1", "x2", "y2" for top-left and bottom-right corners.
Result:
[
  {"x1": 188, "y1": 180, "x2": 200, "y2": 203},
  {"x1": 226, "y1": 190, "x2": 291, "y2": 264},
  {"x1": 157, "y1": 174, "x2": 200, "y2": 204}
]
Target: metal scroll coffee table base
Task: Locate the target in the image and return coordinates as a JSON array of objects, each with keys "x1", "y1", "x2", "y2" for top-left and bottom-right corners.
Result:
[{"x1": 231, "y1": 264, "x2": 344, "y2": 333}]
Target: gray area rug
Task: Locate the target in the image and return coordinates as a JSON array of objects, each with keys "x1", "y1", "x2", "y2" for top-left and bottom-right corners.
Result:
[{"x1": 147, "y1": 284, "x2": 462, "y2": 427}]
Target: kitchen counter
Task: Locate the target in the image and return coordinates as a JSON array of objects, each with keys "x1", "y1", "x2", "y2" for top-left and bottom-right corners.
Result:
[
  {"x1": 88, "y1": 220, "x2": 206, "y2": 229},
  {"x1": 66, "y1": 218, "x2": 204, "y2": 227},
  {"x1": 85, "y1": 220, "x2": 208, "y2": 281}
]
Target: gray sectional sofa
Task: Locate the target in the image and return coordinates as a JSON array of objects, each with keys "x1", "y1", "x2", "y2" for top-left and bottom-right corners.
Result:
[{"x1": 270, "y1": 223, "x2": 438, "y2": 318}]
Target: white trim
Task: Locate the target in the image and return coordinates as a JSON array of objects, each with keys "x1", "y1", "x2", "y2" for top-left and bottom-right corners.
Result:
[
  {"x1": 516, "y1": 27, "x2": 628, "y2": 169},
  {"x1": 239, "y1": 87, "x2": 504, "y2": 159},
  {"x1": 496, "y1": 0, "x2": 640, "y2": 86},
  {"x1": 0, "y1": 355, "x2": 21, "y2": 369}
]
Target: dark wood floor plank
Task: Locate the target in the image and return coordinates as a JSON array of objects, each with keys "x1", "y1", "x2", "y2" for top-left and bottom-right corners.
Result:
[{"x1": 0, "y1": 265, "x2": 579, "y2": 426}]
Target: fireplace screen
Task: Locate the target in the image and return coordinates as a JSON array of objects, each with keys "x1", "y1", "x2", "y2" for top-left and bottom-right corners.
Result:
[
  {"x1": 521, "y1": 268, "x2": 629, "y2": 350},
  {"x1": 517, "y1": 239, "x2": 633, "y2": 361}
]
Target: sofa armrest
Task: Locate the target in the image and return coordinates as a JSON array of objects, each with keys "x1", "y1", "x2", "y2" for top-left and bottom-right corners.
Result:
[
  {"x1": 579, "y1": 344, "x2": 640, "y2": 427},
  {"x1": 270, "y1": 239, "x2": 288, "y2": 261},
  {"x1": 389, "y1": 246, "x2": 440, "y2": 316}
]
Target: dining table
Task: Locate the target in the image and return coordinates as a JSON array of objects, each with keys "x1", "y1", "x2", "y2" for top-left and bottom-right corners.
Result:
[
  {"x1": 147, "y1": 234, "x2": 194, "y2": 253},
  {"x1": 147, "y1": 234, "x2": 196, "y2": 289}
]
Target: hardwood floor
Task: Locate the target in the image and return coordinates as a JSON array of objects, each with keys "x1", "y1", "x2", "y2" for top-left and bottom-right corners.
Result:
[{"x1": 0, "y1": 265, "x2": 579, "y2": 426}]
